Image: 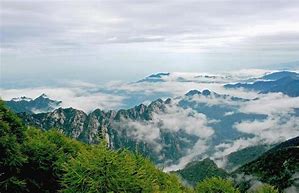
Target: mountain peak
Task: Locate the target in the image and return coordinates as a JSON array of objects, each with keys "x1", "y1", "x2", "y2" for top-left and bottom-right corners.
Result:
[
  {"x1": 11, "y1": 96, "x2": 33, "y2": 102},
  {"x1": 37, "y1": 93, "x2": 49, "y2": 99},
  {"x1": 137, "y1": 72, "x2": 170, "y2": 83},
  {"x1": 202, "y1": 89, "x2": 212, "y2": 96},
  {"x1": 185, "y1": 90, "x2": 201, "y2": 96},
  {"x1": 148, "y1": 72, "x2": 170, "y2": 78},
  {"x1": 262, "y1": 71, "x2": 299, "y2": 81}
]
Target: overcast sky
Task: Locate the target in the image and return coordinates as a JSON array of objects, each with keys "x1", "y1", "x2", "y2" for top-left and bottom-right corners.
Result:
[{"x1": 1, "y1": 0, "x2": 299, "y2": 87}]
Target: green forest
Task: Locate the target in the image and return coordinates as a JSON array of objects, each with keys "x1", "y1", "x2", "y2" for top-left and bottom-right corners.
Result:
[{"x1": 0, "y1": 100, "x2": 280, "y2": 193}]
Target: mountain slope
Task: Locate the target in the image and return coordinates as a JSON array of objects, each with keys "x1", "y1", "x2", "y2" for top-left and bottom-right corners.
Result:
[
  {"x1": 0, "y1": 101, "x2": 192, "y2": 193},
  {"x1": 175, "y1": 158, "x2": 229, "y2": 186},
  {"x1": 224, "y1": 144, "x2": 273, "y2": 171},
  {"x1": 234, "y1": 136, "x2": 299, "y2": 191}
]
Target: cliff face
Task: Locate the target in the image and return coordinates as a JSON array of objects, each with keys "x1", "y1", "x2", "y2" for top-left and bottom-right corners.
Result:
[{"x1": 20, "y1": 98, "x2": 195, "y2": 165}]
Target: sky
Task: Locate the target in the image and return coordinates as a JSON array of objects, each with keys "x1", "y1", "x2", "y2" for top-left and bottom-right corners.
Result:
[{"x1": 1, "y1": 0, "x2": 299, "y2": 87}]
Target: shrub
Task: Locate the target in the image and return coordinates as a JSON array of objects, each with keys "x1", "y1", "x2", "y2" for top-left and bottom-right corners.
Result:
[{"x1": 195, "y1": 177, "x2": 240, "y2": 193}]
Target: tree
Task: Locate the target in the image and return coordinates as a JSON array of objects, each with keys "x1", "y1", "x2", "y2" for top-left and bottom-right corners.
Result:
[
  {"x1": 195, "y1": 177, "x2": 240, "y2": 193},
  {"x1": 21, "y1": 128, "x2": 84, "y2": 193},
  {"x1": 61, "y1": 143, "x2": 191, "y2": 193},
  {"x1": 0, "y1": 100, "x2": 27, "y2": 192}
]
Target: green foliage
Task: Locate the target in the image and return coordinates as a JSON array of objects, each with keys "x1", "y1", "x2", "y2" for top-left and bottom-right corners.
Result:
[
  {"x1": 0, "y1": 100, "x2": 27, "y2": 192},
  {"x1": 236, "y1": 144, "x2": 299, "y2": 191},
  {"x1": 0, "y1": 101, "x2": 193, "y2": 193},
  {"x1": 21, "y1": 127, "x2": 85, "y2": 192},
  {"x1": 176, "y1": 158, "x2": 228, "y2": 186},
  {"x1": 61, "y1": 143, "x2": 189, "y2": 193},
  {"x1": 195, "y1": 177, "x2": 240, "y2": 193},
  {"x1": 250, "y1": 184, "x2": 279, "y2": 193}
]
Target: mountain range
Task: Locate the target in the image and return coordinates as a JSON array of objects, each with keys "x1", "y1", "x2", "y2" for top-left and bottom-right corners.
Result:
[
  {"x1": 5, "y1": 94, "x2": 61, "y2": 114},
  {"x1": 225, "y1": 71, "x2": 299, "y2": 97},
  {"x1": 14, "y1": 87, "x2": 295, "y2": 168},
  {"x1": 4, "y1": 70, "x2": 299, "y2": 168}
]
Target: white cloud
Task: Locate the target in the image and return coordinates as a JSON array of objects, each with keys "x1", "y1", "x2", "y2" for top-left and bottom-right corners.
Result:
[
  {"x1": 114, "y1": 102, "x2": 214, "y2": 169},
  {"x1": 212, "y1": 137, "x2": 266, "y2": 169},
  {"x1": 0, "y1": 86, "x2": 125, "y2": 112},
  {"x1": 239, "y1": 93, "x2": 299, "y2": 115},
  {"x1": 234, "y1": 114, "x2": 299, "y2": 143},
  {"x1": 211, "y1": 93, "x2": 299, "y2": 168}
]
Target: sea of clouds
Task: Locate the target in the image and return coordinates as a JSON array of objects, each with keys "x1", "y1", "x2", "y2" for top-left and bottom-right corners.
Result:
[{"x1": 1, "y1": 69, "x2": 299, "y2": 171}]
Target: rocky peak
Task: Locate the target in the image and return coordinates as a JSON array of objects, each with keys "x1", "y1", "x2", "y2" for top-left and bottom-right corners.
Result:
[
  {"x1": 202, "y1": 89, "x2": 212, "y2": 96},
  {"x1": 185, "y1": 90, "x2": 201, "y2": 96}
]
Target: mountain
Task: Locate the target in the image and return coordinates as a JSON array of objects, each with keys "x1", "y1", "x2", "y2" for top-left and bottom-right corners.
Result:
[
  {"x1": 175, "y1": 158, "x2": 228, "y2": 186},
  {"x1": 137, "y1": 72, "x2": 233, "y2": 84},
  {"x1": 5, "y1": 94, "x2": 61, "y2": 114},
  {"x1": 175, "y1": 137, "x2": 299, "y2": 190},
  {"x1": 0, "y1": 100, "x2": 192, "y2": 193},
  {"x1": 234, "y1": 136, "x2": 299, "y2": 191},
  {"x1": 261, "y1": 71, "x2": 299, "y2": 80},
  {"x1": 17, "y1": 89, "x2": 276, "y2": 169},
  {"x1": 19, "y1": 99, "x2": 198, "y2": 165},
  {"x1": 225, "y1": 71, "x2": 299, "y2": 97},
  {"x1": 137, "y1": 72, "x2": 170, "y2": 83},
  {"x1": 223, "y1": 144, "x2": 273, "y2": 172}
]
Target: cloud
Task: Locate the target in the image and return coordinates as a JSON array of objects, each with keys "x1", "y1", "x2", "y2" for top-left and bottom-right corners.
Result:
[
  {"x1": 1, "y1": 70, "x2": 298, "y2": 171},
  {"x1": 211, "y1": 93, "x2": 299, "y2": 168},
  {"x1": 0, "y1": 85, "x2": 125, "y2": 112},
  {"x1": 1, "y1": 0, "x2": 299, "y2": 85},
  {"x1": 1, "y1": 70, "x2": 262, "y2": 112},
  {"x1": 284, "y1": 172, "x2": 299, "y2": 193},
  {"x1": 213, "y1": 137, "x2": 261, "y2": 160},
  {"x1": 234, "y1": 93, "x2": 299, "y2": 144},
  {"x1": 114, "y1": 102, "x2": 214, "y2": 169},
  {"x1": 239, "y1": 93, "x2": 299, "y2": 114},
  {"x1": 234, "y1": 113, "x2": 299, "y2": 143}
]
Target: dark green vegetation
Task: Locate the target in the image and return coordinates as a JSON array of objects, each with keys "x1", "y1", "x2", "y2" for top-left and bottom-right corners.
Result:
[
  {"x1": 225, "y1": 145, "x2": 273, "y2": 171},
  {"x1": 172, "y1": 137, "x2": 299, "y2": 192},
  {"x1": 175, "y1": 158, "x2": 228, "y2": 186},
  {"x1": 234, "y1": 136, "x2": 299, "y2": 192},
  {"x1": 195, "y1": 177, "x2": 240, "y2": 193},
  {"x1": 0, "y1": 101, "x2": 192, "y2": 192}
]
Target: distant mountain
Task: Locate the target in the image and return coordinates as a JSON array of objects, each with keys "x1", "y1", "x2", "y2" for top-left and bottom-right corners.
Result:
[
  {"x1": 137, "y1": 72, "x2": 232, "y2": 83},
  {"x1": 137, "y1": 72, "x2": 170, "y2": 83},
  {"x1": 234, "y1": 136, "x2": 299, "y2": 191},
  {"x1": 175, "y1": 158, "x2": 228, "y2": 186},
  {"x1": 225, "y1": 71, "x2": 299, "y2": 97},
  {"x1": 261, "y1": 71, "x2": 299, "y2": 80},
  {"x1": 5, "y1": 94, "x2": 61, "y2": 114}
]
